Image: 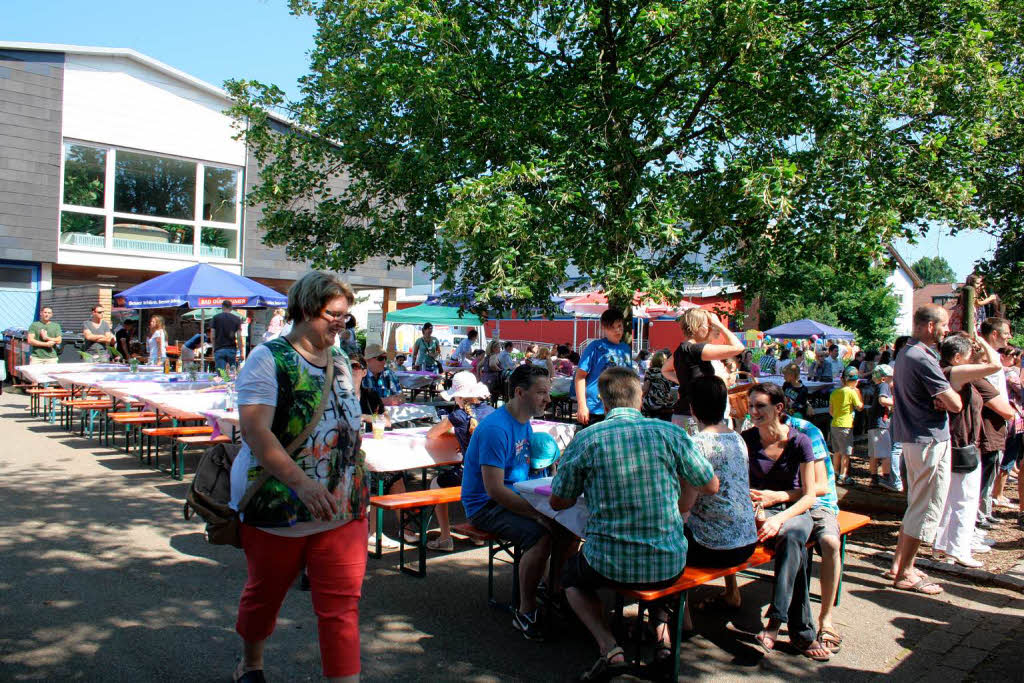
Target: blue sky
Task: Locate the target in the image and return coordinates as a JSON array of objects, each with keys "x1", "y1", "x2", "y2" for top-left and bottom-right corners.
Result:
[{"x1": 5, "y1": 0, "x2": 997, "y2": 281}]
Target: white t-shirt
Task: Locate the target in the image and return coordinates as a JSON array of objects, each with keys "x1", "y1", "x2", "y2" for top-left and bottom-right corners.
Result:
[
  {"x1": 229, "y1": 343, "x2": 364, "y2": 537},
  {"x1": 147, "y1": 329, "x2": 166, "y2": 363},
  {"x1": 987, "y1": 368, "x2": 1008, "y2": 400}
]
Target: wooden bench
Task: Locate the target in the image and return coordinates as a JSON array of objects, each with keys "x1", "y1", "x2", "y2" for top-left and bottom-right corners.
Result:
[
  {"x1": 453, "y1": 522, "x2": 523, "y2": 613},
  {"x1": 612, "y1": 510, "x2": 871, "y2": 681},
  {"x1": 26, "y1": 388, "x2": 71, "y2": 419},
  {"x1": 140, "y1": 425, "x2": 213, "y2": 474},
  {"x1": 59, "y1": 398, "x2": 114, "y2": 434},
  {"x1": 170, "y1": 434, "x2": 233, "y2": 480},
  {"x1": 370, "y1": 486, "x2": 461, "y2": 577},
  {"x1": 107, "y1": 412, "x2": 171, "y2": 451}
]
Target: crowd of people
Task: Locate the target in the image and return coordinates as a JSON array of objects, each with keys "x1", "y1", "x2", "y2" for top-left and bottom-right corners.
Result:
[{"x1": 31, "y1": 266, "x2": 1006, "y2": 681}]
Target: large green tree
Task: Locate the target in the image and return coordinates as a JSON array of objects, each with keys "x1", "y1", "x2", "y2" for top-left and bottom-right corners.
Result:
[
  {"x1": 227, "y1": 0, "x2": 1022, "y2": 319},
  {"x1": 911, "y1": 256, "x2": 957, "y2": 284}
]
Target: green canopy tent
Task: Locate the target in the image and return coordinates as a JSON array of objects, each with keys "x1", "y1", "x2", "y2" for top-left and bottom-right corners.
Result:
[{"x1": 382, "y1": 304, "x2": 488, "y2": 360}]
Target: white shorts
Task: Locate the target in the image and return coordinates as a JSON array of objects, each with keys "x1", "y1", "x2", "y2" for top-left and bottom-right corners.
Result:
[{"x1": 901, "y1": 439, "x2": 952, "y2": 543}]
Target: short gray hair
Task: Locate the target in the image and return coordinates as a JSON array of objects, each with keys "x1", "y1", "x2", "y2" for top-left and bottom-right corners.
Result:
[
  {"x1": 287, "y1": 272, "x2": 355, "y2": 324},
  {"x1": 598, "y1": 366, "x2": 642, "y2": 409}
]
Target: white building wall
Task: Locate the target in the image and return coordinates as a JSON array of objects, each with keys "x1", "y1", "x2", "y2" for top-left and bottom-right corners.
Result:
[
  {"x1": 61, "y1": 54, "x2": 245, "y2": 166},
  {"x1": 887, "y1": 267, "x2": 915, "y2": 337}
]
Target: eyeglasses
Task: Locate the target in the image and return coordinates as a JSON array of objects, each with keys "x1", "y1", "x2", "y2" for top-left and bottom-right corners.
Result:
[
  {"x1": 321, "y1": 308, "x2": 347, "y2": 322},
  {"x1": 375, "y1": 355, "x2": 387, "y2": 362},
  {"x1": 351, "y1": 363, "x2": 364, "y2": 370}
]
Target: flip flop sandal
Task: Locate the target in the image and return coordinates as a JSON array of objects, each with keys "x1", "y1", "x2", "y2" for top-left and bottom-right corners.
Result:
[
  {"x1": 579, "y1": 645, "x2": 628, "y2": 681},
  {"x1": 818, "y1": 627, "x2": 843, "y2": 653},
  {"x1": 795, "y1": 639, "x2": 832, "y2": 662},
  {"x1": 754, "y1": 631, "x2": 776, "y2": 656},
  {"x1": 882, "y1": 569, "x2": 928, "y2": 582},
  {"x1": 892, "y1": 577, "x2": 943, "y2": 595}
]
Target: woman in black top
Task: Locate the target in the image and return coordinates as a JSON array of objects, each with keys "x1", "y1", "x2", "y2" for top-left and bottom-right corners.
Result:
[
  {"x1": 740, "y1": 383, "x2": 827, "y2": 661},
  {"x1": 661, "y1": 309, "x2": 745, "y2": 433}
]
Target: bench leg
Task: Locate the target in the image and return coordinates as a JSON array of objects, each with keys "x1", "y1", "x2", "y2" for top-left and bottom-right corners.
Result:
[
  {"x1": 835, "y1": 534, "x2": 846, "y2": 607},
  {"x1": 397, "y1": 505, "x2": 434, "y2": 578},
  {"x1": 369, "y1": 479, "x2": 385, "y2": 559},
  {"x1": 672, "y1": 592, "x2": 686, "y2": 683}
]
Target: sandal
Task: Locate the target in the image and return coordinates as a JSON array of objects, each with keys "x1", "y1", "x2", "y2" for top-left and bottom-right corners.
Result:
[
  {"x1": 892, "y1": 577, "x2": 943, "y2": 595},
  {"x1": 579, "y1": 645, "x2": 628, "y2": 681},
  {"x1": 694, "y1": 593, "x2": 741, "y2": 612},
  {"x1": 882, "y1": 568, "x2": 927, "y2": 582},
  {"x1": 402, "y1": 528, "x2": 421, "y2": 545},
  {"x1": 754, "y1": 630, "x2": 776, "y2": 656},
  {"x1": 795, "y1": 638, "x2": 832, "y2": 662},
  {"x1": 818, "y1": 627, "x2": 843, "y2": 653},
  {"x1": 426, "y1": 536, "x2": 454, "y2": 552}
]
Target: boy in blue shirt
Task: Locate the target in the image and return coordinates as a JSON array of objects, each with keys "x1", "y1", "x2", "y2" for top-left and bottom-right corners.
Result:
[
  {"x1": 572, "y1": 308, "x2": 634, "y2": 426},
  {"x1": 461, "y1": 365, "x2": 554, "y2": 640}
]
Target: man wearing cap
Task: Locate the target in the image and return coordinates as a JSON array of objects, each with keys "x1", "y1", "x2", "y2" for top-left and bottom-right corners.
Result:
[
  {"x1": 363, "y1": 344, "x2": 404, "y2": 406},
  {"x1": 550, "y1": 367, "x2": 718, "y2": 678},
  {"x1": 829, "y1": 366, "x2": 863, "y2": 486}
]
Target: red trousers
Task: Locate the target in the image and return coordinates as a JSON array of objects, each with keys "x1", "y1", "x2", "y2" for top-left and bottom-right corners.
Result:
[{"x1": 237, "y1": 520, "x2": 368, "y2": 677}]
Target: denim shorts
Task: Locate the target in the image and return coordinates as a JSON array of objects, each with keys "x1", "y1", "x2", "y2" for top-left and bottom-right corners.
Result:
[{"x1": 470, "y1": 501, "x2": 548, "y2": 551}]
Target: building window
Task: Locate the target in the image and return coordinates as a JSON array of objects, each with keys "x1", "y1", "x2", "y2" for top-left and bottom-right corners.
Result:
[
  {"x1": 114, "y1": 150, "x2": 196, "y2": 220},
  {"x1": 63, "y1": 144, "x2": 106, "y2": 209},
  {"x1": 59, "y1": 141, "x2": 242, "y2": 262}
]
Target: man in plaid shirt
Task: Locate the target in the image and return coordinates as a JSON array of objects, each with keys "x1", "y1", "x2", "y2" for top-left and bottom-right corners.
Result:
[{"x1": 551, "y1": 367, "x2": 718, "y2": 679}]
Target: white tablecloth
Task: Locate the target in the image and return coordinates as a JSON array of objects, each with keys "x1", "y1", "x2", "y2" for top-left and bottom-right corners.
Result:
[
  {"x1": 395, "y1": 371, "x2": 442, "y2": 390},
  {"x1": 97, "y1": 379, "x2": 220, "y2": 402},
  {"x1": 56, "y1": 371, "x2": 217, "y2": 390},
  {"x1": 204, "y1": 402, "x2": 439, "y2": 436},
  {"x1": 514, "y1": 476, "x2": 590, "y2": 538},
  {"x1": 135, "y1": 389, "x2": 231, "y2": 419},
  {"x1": 15, "y1": 362, "x2": 159, "y2": 385}
]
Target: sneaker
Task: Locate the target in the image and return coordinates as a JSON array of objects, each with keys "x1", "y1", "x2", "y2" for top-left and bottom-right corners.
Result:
[
  {"x1": 993, "y1": 497, "x2": 1014, "y2": 509},
  {"x1": 512, "y1": 609, "x2": 544, "y2": 641},
  {"x1": 975, "y1": 536, "x2": 996, "y2": 546},
  {"x1": 878, "y1": 477, "x2": 902, "y2": 493},
  {"x1": 839, "y1": 475, "x2": 855, "y2": 486},
  {"x1": 976, "y1": 518, "x2": 993, "y2": 530},
  {"x1": 950, "y1": 555, "x2": 984, "y2": 568},
  {"x1": 970, "y1": 543, "x2": 992, "y2": 554}
]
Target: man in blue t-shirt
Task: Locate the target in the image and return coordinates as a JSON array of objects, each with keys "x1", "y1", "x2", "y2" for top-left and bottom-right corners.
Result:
[
  {"x1": 461, "y1": 364, "x2": 553, "y2": 640},
  {"x1": 571, "y1": 307, "x2": 634, "y2": 426}
]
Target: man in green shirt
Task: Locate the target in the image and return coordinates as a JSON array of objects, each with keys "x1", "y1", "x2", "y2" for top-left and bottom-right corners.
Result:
[
  {"x1": 27, "y1": 307, "x2": 62, "y2": 364},
  {"x1": 551, "y1": 366, "x2": 718, "y2": 679}
]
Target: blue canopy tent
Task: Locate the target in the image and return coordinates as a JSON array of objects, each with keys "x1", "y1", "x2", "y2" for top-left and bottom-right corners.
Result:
[
  {"x1": 114, "y1": 264, "x2": 287, "y2": 366},
  {"x1": 763, "y1": 318, "x2": 855, "y2": 341}
]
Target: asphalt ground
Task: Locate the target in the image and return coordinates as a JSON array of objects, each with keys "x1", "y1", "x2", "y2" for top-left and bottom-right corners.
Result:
[{"x1": 1, "y1": 390, "x2": 1021, "y2": 682}]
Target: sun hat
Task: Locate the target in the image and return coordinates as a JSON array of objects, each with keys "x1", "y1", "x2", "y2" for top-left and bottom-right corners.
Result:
[
  {"x1": 364, "y1": 343, "x2": 386, "y2": 358},
  {"x1": 441, "y1": 371, "x2": 491, "y2": 401},
  {"x1": 843, "y1": 366, "x2": 860, "y2": 381},
  {"x1": 872, "y1": 364, "x2": 894, "y2": 380}
]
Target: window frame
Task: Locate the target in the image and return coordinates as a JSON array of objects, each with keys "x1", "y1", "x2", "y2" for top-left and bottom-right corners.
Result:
[{"x1": 59, "y1": 140, "x2": 243, "y2": 263}]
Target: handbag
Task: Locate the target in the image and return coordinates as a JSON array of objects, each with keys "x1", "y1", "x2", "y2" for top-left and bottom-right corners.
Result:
[
  {"x1": 184, "y1": 359, "x2": 335, "y2": 547},
  {"x1": 951, "y1": 444, "x2": 980, "y2": 473}
]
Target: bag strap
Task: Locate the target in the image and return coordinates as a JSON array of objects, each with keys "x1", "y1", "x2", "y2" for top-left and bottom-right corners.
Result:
[{"x1": 237, "y1": 357, "x2": 336, "y2": 513}]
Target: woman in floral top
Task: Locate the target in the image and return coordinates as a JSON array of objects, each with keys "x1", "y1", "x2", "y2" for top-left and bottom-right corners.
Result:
[
  {"x1": 681, "y1": 375, "x2": 758, "y2": 610},
  {"x1": 229, "y1": 272, "x2": 368, "y2": 683}
]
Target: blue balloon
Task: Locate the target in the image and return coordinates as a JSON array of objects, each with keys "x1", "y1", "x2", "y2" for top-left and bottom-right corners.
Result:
[{"x1": 530, "y1": 432, "x2": 560, "y2": 470}]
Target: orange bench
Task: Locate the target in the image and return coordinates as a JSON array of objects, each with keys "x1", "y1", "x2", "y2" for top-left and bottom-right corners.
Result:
[
  {"x1": 59, "y1": 398, "x2": 114, "y2": 433},
  {"x1": 26, "y1": 388, "x2": 71, "y2": 419},
  {"x1": 168, "y1": 434, "x2": 233, "y2": 480},
  {"x1": 370, "y1": 486, "x2": 462, "y2": 576},
  {"x1": 613, "y1": 510, "x2": 871, "y2": 680},
  {"x1": 140, "y1": 425, "x2": 214, "y2": 475}
]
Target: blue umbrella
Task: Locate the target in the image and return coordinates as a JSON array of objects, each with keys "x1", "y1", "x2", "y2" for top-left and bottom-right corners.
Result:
[
  {"x1": 114, "y1": 264, "x2": 286, "y2": 309},
  {"x1": 763, "y1": 318, "x2": 855, "y2": 340}
]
